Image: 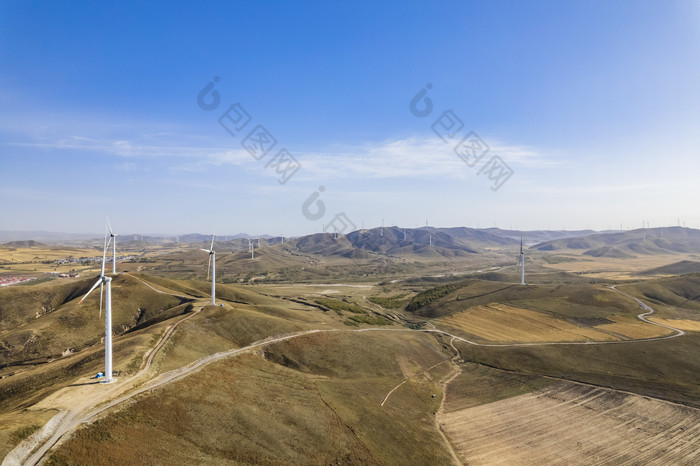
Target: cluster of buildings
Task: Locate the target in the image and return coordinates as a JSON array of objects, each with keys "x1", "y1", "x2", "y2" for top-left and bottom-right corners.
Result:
[{"x1": 55, "y1": 255, "x2": 135, "y2": 266}]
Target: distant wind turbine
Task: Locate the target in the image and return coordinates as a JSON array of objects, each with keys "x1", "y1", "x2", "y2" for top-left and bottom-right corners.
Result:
[
  {"x1": 107, "y1": 218, "x2": 118, "y2": 275},
  {"x1": 518, "y1": 238, "x2": 525, "y2": 285},
  {"x1": 201, "y1": 234, "x2": 216, "y2": 305},
  {"x1": 79, "y1": 219, "x2": 115, "y2": 383}
]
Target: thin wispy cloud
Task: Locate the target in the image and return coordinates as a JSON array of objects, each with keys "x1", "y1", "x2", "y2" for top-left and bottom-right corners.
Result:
[
  {"x1": 259, "y1": 136, "x2": 557, "y2": 181},
  {"x1": 4, "y1": 129, "x2": 555, "y2": 182}
]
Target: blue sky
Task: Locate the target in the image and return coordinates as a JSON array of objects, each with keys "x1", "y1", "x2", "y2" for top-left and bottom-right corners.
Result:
[{"x1": 1, "y1": 0, "x2": 700, "y2": 236}]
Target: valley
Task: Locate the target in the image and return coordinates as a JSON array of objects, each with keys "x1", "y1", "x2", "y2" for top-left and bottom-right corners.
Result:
[{"x1": 1, "y1": 227, "x2": 700, "y2": 464}]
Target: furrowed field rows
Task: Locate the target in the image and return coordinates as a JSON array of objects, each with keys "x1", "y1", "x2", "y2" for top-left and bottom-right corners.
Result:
[
  {"x1": 438, "y1": 304, "x2": 614, "y2": 342},
  {"x1": 441, "y1": 382, "x2": 700, "y2": 465},
  {"x1": 437, "y1": 303, "x2": 672, "y2": 343}
]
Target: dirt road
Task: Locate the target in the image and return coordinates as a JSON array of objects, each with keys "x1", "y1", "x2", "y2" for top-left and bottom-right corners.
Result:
[
  {"x1": 9, "y1": 328, "x2": 323, "y2": 466},
  {"x1": 5, "y1": 300, "x2": 206, "y2": 466},
  {"x1": 5, "y1": 281, "x2": 689, "y2": 465}
]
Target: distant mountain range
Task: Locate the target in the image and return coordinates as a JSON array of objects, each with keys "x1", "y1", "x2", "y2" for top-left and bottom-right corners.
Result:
[
  {"x1": 4, "y1": 227, "x2": 700, "y2": 259},
  {"x1": 532, "y1": 227, "x2": 700, "y2": 257}
]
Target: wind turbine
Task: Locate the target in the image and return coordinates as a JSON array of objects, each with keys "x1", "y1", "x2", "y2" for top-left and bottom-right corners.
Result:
[
  {"x1": 107, "y1": 218, "x2": 118, "y2": 275},
  {"x1": 518, "y1": 238, "x2": 525, "y2": 285},
  {"x1": 79, "y1": 219, "x2": 115, "y2": 383},
  {"x1": 201, "y1": 234, "x2": 216, "y2": 306}
]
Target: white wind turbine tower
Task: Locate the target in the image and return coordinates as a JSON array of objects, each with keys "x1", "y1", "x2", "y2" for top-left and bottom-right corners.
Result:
[
  {"x1": 107, "y1": 218, "x2": 118, "y2": 275},
  {"x1": 79, "y1": 219, "x2": 115, "y2": 383},
  {"x1": 518, "y1": 238, "x2": 525, "y2": 285},
  {"x1": 201, "y1": 234, "x2": 216, "y2": 306}
]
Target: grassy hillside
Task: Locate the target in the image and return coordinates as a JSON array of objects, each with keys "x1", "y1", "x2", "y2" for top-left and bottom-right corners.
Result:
[
  {"x1": 47, "y1": 331, "x2": 455, "y2": 465},
  {"x1": 453, "y1": 331, "x2": 700, "y2": 408},
  {"x1": 533, "y1": 227, "x2": 700, "y2": 257},
  {"x1": 404, "y1": 279, "x2": 639, "y2": 321},
  {"x1": 0, "y1": 274, "x2": 187, "y2": 366},
  {"x1": 642, "y1": 260, "x2": 700, "y2": 276},
  {"x1": 617, "y1": 275, "x2": 700, "y2": 319}
]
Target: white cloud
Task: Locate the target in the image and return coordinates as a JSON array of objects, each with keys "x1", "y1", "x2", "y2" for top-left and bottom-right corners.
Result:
[
  {"x1": 262, "y1": 136, "x2": 556, "y2": 181},
  {"x1": 3, "y1": 118, "x2": 557, "y2": 182}
]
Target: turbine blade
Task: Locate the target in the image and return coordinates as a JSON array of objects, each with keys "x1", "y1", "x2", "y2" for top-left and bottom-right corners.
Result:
[
  {"x1": 207, "y1": 254, "x2": 212, "y2": 280},
  {"x1": 107, "y1": 217, "x2": 113, "y2": 236},
  {"x1": 100, "y1": 222, "x2": 109, "y2": 277},
  {"x1": 200, "y1": 249, "x2": 211, "y2": 253},
  {"x1": 99, "y1": 282, "x2": 104, "y2": 319},
  {"x1": 210, "y1": 234, "x2": 215, "y2": 251},
  {"x1": 80, "y1": 278, "x2": 102, "y2": 303}
]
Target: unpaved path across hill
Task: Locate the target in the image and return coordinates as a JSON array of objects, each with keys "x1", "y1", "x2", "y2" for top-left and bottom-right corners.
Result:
[
  {"x1": 418, "y1": 285, "x2": 685, "y2": 347},
  {"x1": 11, "y1": 328, "x2": 325, "y2": 466},
  {"x1": 4, "y1": 300, "x2": 207, "y2": 466},
  {"x1": 5, "y1": 280, "x2": 690, "y2": 465}
]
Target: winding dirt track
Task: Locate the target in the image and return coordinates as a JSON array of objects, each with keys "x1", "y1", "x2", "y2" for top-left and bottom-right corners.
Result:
[
  {"x1": 422, "y1": 285, "x2": 685, "y2": 347},
  {"x1": 5, "y1": 302, "x2": 207, "y2": 466},
  {"x1": 5, "y1": 280, "x2": 690, "y2": 465}
]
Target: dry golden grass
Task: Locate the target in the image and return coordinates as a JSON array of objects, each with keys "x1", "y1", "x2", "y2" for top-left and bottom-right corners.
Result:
[
  {"x1": 0, "y1": 410, "x2": 57, "y2": 460},
  {"x1": 596, "y1": 315, "x2": 673, "y2": 339},
  {"x1": 438, "y1": 304, "x2": 618, "y2": 342},
  {"x1": 649, "y1": 318, "x2": 700, "y2": 331},
  {"x1": 48, "y1": 331, "x2": 455, "y2": 465},
  {"x1": 0, "y1": 246, "x2": 104, "y2": 274},
  {"x1": 540, "y1": 252, "x2": 698, "y2": 280},
  {"x1": 443, "y1": 362, "x2": 553, "y2": 413},
  {"x1": 153, "y1": 296, "x2": 349, "y2": 374},
  {"x1": 0, "y1": 246, "x2": 101, "y2": 262}
]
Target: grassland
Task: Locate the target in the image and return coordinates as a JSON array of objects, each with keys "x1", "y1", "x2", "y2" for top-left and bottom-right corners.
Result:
[
  {"x1": 47, "y1": 331, "x2": 455, "y2": 465},
  {"x1": 453, "y1": 331, "x2": 700, "y2": 408},
  {"x1": 0, "y1": 274, "x2": 188, "y2": 367},
  {"x1": 3, "y1": 244, "x2": 700, "y2": 464},
  {"x1": 442, "y1": 362, "x2": 552, "y2": 413},
  {"x1": 0, "y1": 245, "x2": 103, "y2": 275}
]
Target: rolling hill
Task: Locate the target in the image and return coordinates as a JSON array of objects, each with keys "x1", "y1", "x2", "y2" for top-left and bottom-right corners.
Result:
[
  {"x1": 1, "y1": 240, "x2": 47, "y2": 248},
  {"x1": 532, "y1": 227, "x2": 700, "y2": 257},
  {"x1": 642, "y1": 260, "x2": 700, "y2": 276}
]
